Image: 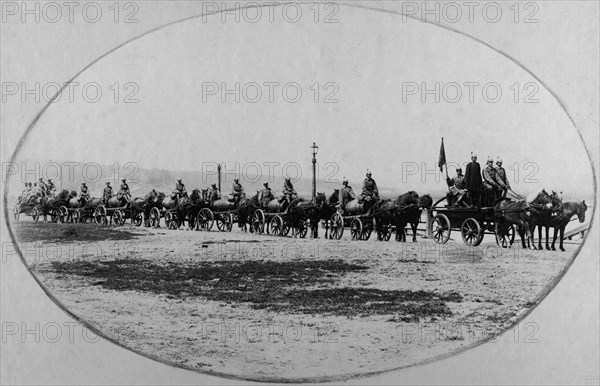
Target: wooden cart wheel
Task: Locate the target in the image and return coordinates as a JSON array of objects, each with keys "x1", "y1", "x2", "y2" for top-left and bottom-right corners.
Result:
[
  {"x1": 350, "y1": 218, "x2": 363, "y2": 240},
  {"x1": 224, "y1": 213, "x2": 234, "y2": 232},
  {"x1": 461, "y1": 218, "x2": 482, "y2": 246},
  {"x1": 269, "y1": 215, "x2": 283, "y2": 236},
  {"x1": 31, "y1": 206, "x2": 40, "y2": 222},
  {"x1": 93, "y1": 205, "x2": 106, "y2": 225},
  {"x1": 495, "y1": 224, "x2": 516, "y2": 247},
  {"x1": 72, "y1": 209, "x2": 81, "y2": 223},
  {"x1": 112, "y1": 209, "x2": 123, "y2": 226},
  {"x1": 216, "y1": 213, "x2": 232, "y2": 232},
  {"x1": 295, "y1": 219, "x2": 308, "y2": 238},
  {"x1": 164, "y1": 211, "x2": 173, "y2": 229},
  {"x1": 149, "y1": 207, "x2": 161, "y2": 228},
  {"x1": 13, "y1": 204, "x2": 20, "y2": 221},
  {"x1": 329, "y1": 213, "x2": 344, "y2": 240},
  {"x1": 252, "y1": 209, "x2": 265, "y2": 234},
  {"x1": 281, "y1": 219, "x2": 291, "y2": 237},
  {"x1": 133, "y1": 211, "x2": 143, "y2": 227},
  {"x1": 196, "y1": 208, "x2": 214, "y2": 231},
  {"x1": 361, "y1": 220, "x2": 373, "y2": 241},
  {"x1": 431, "y1": 213, "x2": 451, "y2": 244},
  {"x1": 58, "y1": 206, "x2": 68, "y2": 223},
  {"x1": 50, "y1": 209, "x2": 58, "y2": 223}
]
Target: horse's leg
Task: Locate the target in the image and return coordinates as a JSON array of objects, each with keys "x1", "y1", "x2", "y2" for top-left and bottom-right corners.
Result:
[
  {"x1": 559, "y1": 225, "x2": 566, "y2": 251},
  {"x1": 551, "y1": 225, "x2": 558, "y2": 251},
  {"x1": 411, "y1": 221, "x2": 418, "y2": 242},
  {"x1": 535, "y1": 224, "x2": 542, "y2": 250},
  {"x1": 544, "y1": 226, "x2": 550, "y2": 250}
]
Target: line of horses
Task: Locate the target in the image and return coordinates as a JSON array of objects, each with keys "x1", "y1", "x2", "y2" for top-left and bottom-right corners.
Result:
[{"x1": 16, "y1": 187, "x2": 587, "y2": 251}]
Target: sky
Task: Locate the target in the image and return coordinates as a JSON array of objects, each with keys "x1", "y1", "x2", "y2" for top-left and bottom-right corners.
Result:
[{"x1": 9, "y1": 4, "x2": 595, "y2": 199}]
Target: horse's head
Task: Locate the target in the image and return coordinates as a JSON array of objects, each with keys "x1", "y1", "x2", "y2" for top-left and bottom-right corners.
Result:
[
  {"x1": 200, "y1": 189, "x2": 209, "y2": 201},
  {"x1": 69, "y1": 190, "x2": 78, "y2": 198},
  {"x1": 189, "y1": 189, "x2": 201, "y2": 202},
  {"x1": 418, "y1": 194, "x2": 433, "y2": 209},
  {"x1": 532, "y1": 189, "x2": 551, "y2": 206},
  {"x1": 327, "y1": 189, "x2": 339, "y2": 205},
  {"x1": 144, "y1": 189, "x2": 157, "y2": 202},
  {"x1": 315, "y1": 192, "x2": 326, "y2": 206},
  {"x1": 156, "y1": 191, "x2": 166, "y2": 203}
]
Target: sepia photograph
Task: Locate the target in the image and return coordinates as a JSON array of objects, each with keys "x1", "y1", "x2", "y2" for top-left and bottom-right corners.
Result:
[{"x1": 1, "y1": 1, "x2": 598, "y2": 384}]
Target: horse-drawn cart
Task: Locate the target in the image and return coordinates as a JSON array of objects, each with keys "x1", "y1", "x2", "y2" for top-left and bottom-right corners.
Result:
[
  {"x1": 429, "y1": 202, "x2": 515, "y2": 246},
  {"x1": 13, "y1": 200, "x2": 43, "y2": 222},
  {"x1": 93, "y1": 197, "x2": 143, "y2": 226},
  {"x1": 329, "y1": 198, "x2": 375, "y2": 241},
  {"x1": 251, "y1": 198, "x2": 309, "y2": 238}
]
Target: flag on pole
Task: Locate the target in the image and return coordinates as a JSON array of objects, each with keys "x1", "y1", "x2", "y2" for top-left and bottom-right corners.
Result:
[{"x1": 438, "y1": 138, "x2": 446, "y2": 172}]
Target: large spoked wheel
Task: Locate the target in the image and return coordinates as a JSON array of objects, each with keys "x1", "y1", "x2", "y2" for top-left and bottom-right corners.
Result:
[
  {"x1": 293, "y1": 219, "x2": 309, "y2": 238},
  {"x1": 50, "y1": 209, "x2": 58, "y2": 223},
  {"x1": 431, "y1": 213, "x2": 451, "y2": 244},
  {"x1": 31, "y1": 206, "x2": 40, "y2": 222},
  {"x1": 495, "y1": 224, "x2": 516, "y2": 247},
  {"x1": 216, "y1": 213, "x2": 234, "y2": 232},
  {"x1": 329, "y1": 213, "x2": 344, "y2": 240},
  {"x1": 93, "y1": 205, "x2": 107, "y2": 225},
  {"x1": 149, "y1": 207, "x2": 161, "y2": 228},
  {"x1": 13, "y1": 204, "x2": 20, "y2": 221},
  {"x1": 58, "y1": 206, "x2": 68, "y2": 223},
  {"x1": 252, "y1": 209, "x2": 265, "y2": 234},
  {"x1": 461, "y1": 218, "x2": 483, "y2": 246},
  {"x1": 361, "y1": 220, "x2": 373, "y2": 241},
  {"x1": 350, "y1": 218, "x2": 363, "y2": 240},
  {"x1": 133, "y1": 211, "x2": 143, "y2": 227},
  {"x1": 269, "y1": 215, "x2": 284, "y2": 236},
  {"x1": 112, "y1": 209, "x2": 123, "y2": 226},
  {"x1": 164, "y1": 211, "x2": 173, "y2": 229},
  {"x1": 196, "y1": 208, "x2": 214, "y2": 231},
  {"x1": 375, "y1": 219, "x2": 391, "y2": 241},
  {"x1": 72, "y1": 209, "x2": 81, "y2": 224}
]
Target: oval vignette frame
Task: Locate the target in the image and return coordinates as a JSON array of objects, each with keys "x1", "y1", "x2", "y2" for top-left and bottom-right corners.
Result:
[{"x1": 3, "y1": 3, "x2": 597, "y2": 383}]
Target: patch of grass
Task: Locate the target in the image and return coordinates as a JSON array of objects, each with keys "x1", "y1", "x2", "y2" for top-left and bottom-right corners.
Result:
[
  {"x1": 11, "y1": 222, "x2": 140, "y2": 243},
  {"x1": 44, "y1": 258, "x2": 462, "y2": 318}
]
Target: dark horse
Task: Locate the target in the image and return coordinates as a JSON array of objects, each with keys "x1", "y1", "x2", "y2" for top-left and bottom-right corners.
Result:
[
  {"x1": 530, "y1": 190, "x2": 564, "y2": 250},
  {"x1": 394, "y1": 192, "x2": 433, "y2": 242},
  {"x1": 291, "y1": 192, "x2": 335, "y2": 238},
  {"x1": 40, "y1": 189, "x2": 75, "y2": 222},
  {"x1": 237, "y1": 192, "x2": 260, "y2": 232},
  {"x1": 142, "y1": 189, "x2": 165, "y2": 226},
  {"x1": 548, "y1": 200, "x2": 587, "y2": 251},
  {"x1": 174, "y1": 189, "x2": 206, "y2": 229}
]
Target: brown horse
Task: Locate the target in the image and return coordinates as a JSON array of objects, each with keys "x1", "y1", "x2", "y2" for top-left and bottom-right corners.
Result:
[
  {"x1": 494, "y1": 199, "x2": 534, "y2": 249},
  {"x1": 237, "y1": 192, "x2": 260, "y2": 232},
  {"x1": 549, "y1": 200, "x2": 587, "y2": 251},
  {"x1": 394, "y1": 191, "x2": 421, "y2": 242},
  {"x1": 530, "y1": 190, "x2": 564, "y2": 250},
  {"x1": 142, "y1": 189, "x2": 165, "y2": 226}
]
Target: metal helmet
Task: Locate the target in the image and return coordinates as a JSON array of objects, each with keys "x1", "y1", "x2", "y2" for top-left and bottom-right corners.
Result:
[
  {"x1": 487, "y1": 156, "x2": 493, "y2": 163},
  {"x1": 496, "y1": 157, "x2": 503, "y2": 163},
  {"x1": 82, "y1": 182, "x2": 86, "y2": 185},
  {"x1": 342, "y1": 177, "x2": 348, "y2": 184},
  {"x1": 366, "y1": 170, "x2": 372, "y2": 177},
  {"x1": 211, "y1": 183, "x2": 217, "y2": 187},
  {"x1": 122, "y1": 178, "x2": 126, "y2": 182},
  {"x1": 234, "y1": 176, "x2": 239, "y2": 181},
  {"x1": 177, "y1": 177, "x2": 182, "y2": 182},
  {"x1": 456, "y1": 167, "x2": 462, "y2": 173},
  {"x1": 263, "y1": 181, "x2": 269, "y2": 186}
]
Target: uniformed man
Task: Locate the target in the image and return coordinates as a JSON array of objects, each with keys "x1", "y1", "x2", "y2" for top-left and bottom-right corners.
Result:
[
  {"x1": 174, "y1": 177, "x2": 187, "y2": 199},
  {"x1": 118, "y1": 178, "x2": 131, "y2": 203},
  {"x1": 258, "y1": 181, "x2": 274, "y2": 208},
  {"x1": 446, "y1": 167, "x2": 468, "y2": 207},
  {"x1": 230, "y1": 177, "x2": 244, "y2": 205},
  {"x1": 38, "y1": 177, "x2": 47, "y2": 196},
  {"x1": 339, "y1": 178, "x2": 356, "y2": 210},
  {"x1": 280, "y1": 177, "x2": 297, "y2": 212},
  {"x1": 17, "y1": 183, "x2": 29, "y2": 204},
  {"x1": 464, "y1": 152, "x2": 482, "y2": 207},
  {"x1": 482, "y1": 156, "x2": 502, "y2": 206},
  {"x1": 103, "y1": 180, "x2": 113, "y2": 204},
  {"x1": 361, "y1": 170, "x2": 379, "y2": 201},
  {"x1": 79, "y1": 182, "x2": 90, "y2": 203},
  {"x1": 46, "y1": 179, "x2": 56, "y2": 196},
  {"x1": 208, "y1": 183, "x2": 221, "y2": 202},
  {"x1": 494, "y1": 157, "x2": 510, "y2": 198}
]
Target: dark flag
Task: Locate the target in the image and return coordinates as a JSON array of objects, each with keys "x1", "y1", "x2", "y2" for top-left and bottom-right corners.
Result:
[{"x1": 438, "y1": 138, "x2": 446, "y2": 172}]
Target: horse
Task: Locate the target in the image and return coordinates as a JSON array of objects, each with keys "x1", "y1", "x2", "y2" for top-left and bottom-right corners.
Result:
[
  {"x1": 373, "y1": 199, "x2": 399, "y2": 241},
  {"x1": 548, "y1": 200, "x2": 587, "y2": 251},
  {"x1": 237, "y1": 192, "x2": 260, "y2": 232},
  {"x1": 142, "y1": 189, "x2": 165, "y2": 226},
  {"x1": 494, "y1": 198, "x2": 536, "y2": 249},
  {"x1": 175, "y1": 189, "x2": 206, "y2": 229},
  {"x1": 530, "y1": 190, "x2": 564, "y2": 250},
  {"x1": 40, "y1": 189, "x2": 75, "y2": 222},
  {"x1": 394, "y1": 191, "x2": 422, "y2": 242}
]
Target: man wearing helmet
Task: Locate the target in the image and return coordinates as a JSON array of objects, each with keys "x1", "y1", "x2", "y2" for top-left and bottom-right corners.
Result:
[
  {"x1": 258, "y1": 181, "x2": 274, "y2": 208},
  {"x1": 280, "y1": 177, "x2": 297, "y2": 212},
  {"x1": 339, "y1": 178, "x2": 356, "y2": 211},
  {"x1": 361, "y1": 170, "x2": 379, "y2": 200},
  {"x1": 38, "y1": 177, "x2": 47, "y2": 196},
  {"x1": 482, "y1": 156, "x2": 502, "y2": 206},
  {"x1": 230, "y1": 177, "x2": 244, "y2": 206},
  {"x1": 118, "y1": 178, "x2": 131, "y2": 203},
  {"x1": 464, "y1": 152, "x2": 482, "y2": 207},
  {"x1": 494, "y1": 157, "x2": 510, "y2": 199},
  {"x1": 446, "y1": 167, "x2": 468, "y2": 207},
  {"x1": 79, "y1": 182, "x2": 90, "y2": 203},
  {"x1": 208, "y1": 183, "x2": 221, "y2": 202},
  {"x1": 103, "y1": 180, "x2": 113, "y2": 205},
  {"x1": 46, "y1": 179, "x2": 56, "y2": 197},
  {"x1": 173, "y1": 178, "x2": 187, "y2": 199}
]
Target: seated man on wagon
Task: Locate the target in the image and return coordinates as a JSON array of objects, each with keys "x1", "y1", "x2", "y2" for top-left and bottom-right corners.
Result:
[
  {"x1": 494, "y1": 157, "x2": 510, "y2": 199},
  {"x1": 258, "y1": 181, "x2": 274, "y2": 208},
  {"x1": 446, "y1": 167, "x2": 469, "y2": 207},
  {"x1": 338, "y1": 178, "x2": 356, "y2": 212},
  {"x1": 230, "y1": 177, "x2": 244, "y2": 206},
  {"x1": 208, "y1": 183, "x2": 221, "y2": 202},
  {"x1": 46, "y1": 179, "x2": 56, "y2": 197},
  {"x1": 17, "y1": 183, "x2": 29, "y2": 205},
  {"x1": 79, "y1": 182, "x2": 90, "y2": 204},
  {"x1": 173, "y1": 177, "x2": 187, "y2": 200},
  {"x1": 38, "y1": 177, "x2": 48, "y2": 197},
  {"x1": 117, "y1": 178, "x2": 131, "y2": 204},
  {"x1": 361, "y1": 170, "x2": 380, "y2": 214},
  {"x1": 482, "y1": 156, "x2": 503, "y2": 206},
  {"x1": 279, "y1": 177, "x2": 297, "y2": 213},
  {"x1": 102, "y1": 180, "x2": 113, "y2": 205}
]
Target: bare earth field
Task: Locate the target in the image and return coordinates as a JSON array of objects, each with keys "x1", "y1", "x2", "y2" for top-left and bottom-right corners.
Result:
[{"x1": 10, "y1": 220, "x2": 580, "y2": 382}]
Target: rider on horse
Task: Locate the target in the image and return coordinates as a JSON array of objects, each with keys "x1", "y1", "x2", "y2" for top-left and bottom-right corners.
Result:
[
  {"x1": 102, "y1": 180, "x2": 113, "y2": 205},
  {"x1": 173, "y1": 178, "x2": 187, "y2": 201},
  {"x1": 230, "y1": 177, "x2": 244, "y2": 206},
  {"x1": 118, "y1": 178, "x2": 131, "y2": 203},
  {"x1": 258, "y1": 181, "x2": 274, "y2": 208}
]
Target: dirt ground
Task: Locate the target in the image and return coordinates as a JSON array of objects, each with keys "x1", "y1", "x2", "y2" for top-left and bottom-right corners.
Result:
[{"x1": 11, "y1": 220, "x2": 580, "y2": 382}]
